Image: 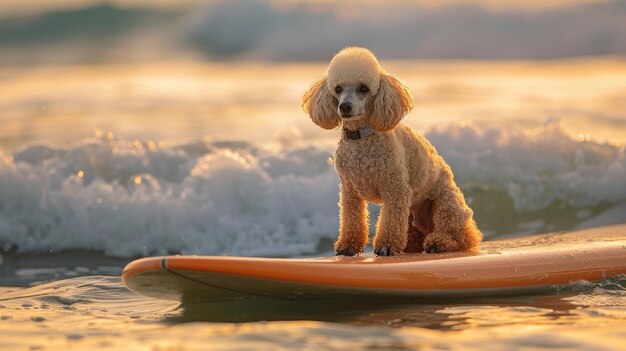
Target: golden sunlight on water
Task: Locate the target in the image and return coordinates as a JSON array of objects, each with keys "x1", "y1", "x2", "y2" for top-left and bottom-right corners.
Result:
[
  {"x1": 1, "y1": 275, "x2": 625, "y2": 350},
  {"x1": 1, "y1": 58, "x2": 625, "y2": 149}
]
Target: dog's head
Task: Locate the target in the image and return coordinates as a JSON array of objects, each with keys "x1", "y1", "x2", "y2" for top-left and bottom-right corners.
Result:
[{"x1": 302, "y1": 47, "x2": 413, "y2": 131}]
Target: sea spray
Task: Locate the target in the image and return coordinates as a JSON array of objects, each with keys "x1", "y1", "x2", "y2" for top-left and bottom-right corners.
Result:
[{"x1": 0, "y1": 121, "x2": 624, "y2": 256}]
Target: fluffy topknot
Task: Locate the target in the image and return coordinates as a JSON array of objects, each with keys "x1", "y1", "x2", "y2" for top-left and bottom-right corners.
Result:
[{"x1": 326, "y1": 47, "x2": 382, "y2": 94}]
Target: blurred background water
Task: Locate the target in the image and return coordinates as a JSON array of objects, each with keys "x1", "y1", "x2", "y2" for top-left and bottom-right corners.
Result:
[{"x1": 0, "y1": 1, "x2": 625, "y2": 350}]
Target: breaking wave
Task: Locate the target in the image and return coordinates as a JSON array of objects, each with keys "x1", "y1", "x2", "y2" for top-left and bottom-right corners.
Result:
[{"x1": 0, "y1": 121, "x2": 624, "y2": 257}]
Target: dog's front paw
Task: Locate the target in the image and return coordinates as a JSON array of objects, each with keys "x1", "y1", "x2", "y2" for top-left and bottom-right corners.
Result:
[
  {"x1": 335, "y1": 246, "x2": 359, "y2": 256},
  {"x1": 424, "y1": 233, "x2": 460, "y2": 253},
  {"x1": 373, "y1": 235, "x2": 404, "y2": 257},
  {"x1": 374, "y1": 246, "x2": 398, "y2": 256}
]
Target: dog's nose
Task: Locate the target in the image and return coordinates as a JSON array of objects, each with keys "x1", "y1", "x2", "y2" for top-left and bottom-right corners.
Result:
[{"x1": 339, "y1": 102, "x2": 353, "y2": 115}]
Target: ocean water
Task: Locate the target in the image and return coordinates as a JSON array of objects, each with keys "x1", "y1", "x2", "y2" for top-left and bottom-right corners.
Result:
[
  {"x1": 0, "y1": 118, "x2": 625, "y2": 258},
  {"x1": 1, "y1": 273, "x2": 625, "y2": 350},
  {"x1": 1, "y1": 59, "x2": 626, "y2": 349}
]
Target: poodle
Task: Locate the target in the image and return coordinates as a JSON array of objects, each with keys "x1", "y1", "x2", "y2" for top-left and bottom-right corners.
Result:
[{"x1": 302, "y1": 47, "x2": 482, "y2": 256}]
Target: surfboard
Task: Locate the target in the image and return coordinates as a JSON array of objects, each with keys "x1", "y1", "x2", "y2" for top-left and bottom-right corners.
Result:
[{"x1": 122, "y1": 224, "x2": 626, "y2": 302}]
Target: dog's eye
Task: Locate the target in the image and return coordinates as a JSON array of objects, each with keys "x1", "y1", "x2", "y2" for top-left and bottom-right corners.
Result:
[
  {"x1": 359, "y1": 84, "x2": 369, "y2": 93},
  {"x1": 335, "y1": 86, "x2": 342, "y2": 94}
]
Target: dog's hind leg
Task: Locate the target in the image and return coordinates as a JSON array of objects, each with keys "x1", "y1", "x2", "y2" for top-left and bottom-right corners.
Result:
[
  {"x1": 403, "y1": 199, "x2": 434, "y2": 253},
  {"x1": 403, "y1": 213, "x2": 426, "y2": 253},
  {"x1": 423, "y1": 185, "x2": 482, "y2": 253},
  {"x1": 410, "y1": 197, "x2": 434, "y2": 234}
]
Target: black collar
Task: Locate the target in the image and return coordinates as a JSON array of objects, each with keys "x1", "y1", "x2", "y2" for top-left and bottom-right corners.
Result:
[{"x1": 342, "y1": 125, "x2": 376, "y2": 140}]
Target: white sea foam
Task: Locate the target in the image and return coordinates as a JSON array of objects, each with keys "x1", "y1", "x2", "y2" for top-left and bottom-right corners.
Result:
[
  {"x1": 430, "y1": 120, "x2": 626, "y2": 210},
  {"x1": 0, "y1": 121, "x2": 624, "y2": 257}
]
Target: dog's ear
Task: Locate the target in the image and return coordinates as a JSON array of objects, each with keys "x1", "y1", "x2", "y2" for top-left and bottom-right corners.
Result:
[
  {"x1": 369, "y1": 72, "x2": 414, "y2": 131},
  {"x1": 302, "y1": 75, "x2": 340, "y2": 130}
]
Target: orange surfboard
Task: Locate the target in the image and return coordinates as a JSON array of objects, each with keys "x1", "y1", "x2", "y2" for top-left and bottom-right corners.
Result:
[{"x1": 122, "y1": 225, "x2": 626, "y2": 301}]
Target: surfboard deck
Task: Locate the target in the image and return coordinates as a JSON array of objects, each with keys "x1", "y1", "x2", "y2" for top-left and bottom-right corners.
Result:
[{"x1": 122, "y1": 224, "x2": 626, "y2": 302}]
